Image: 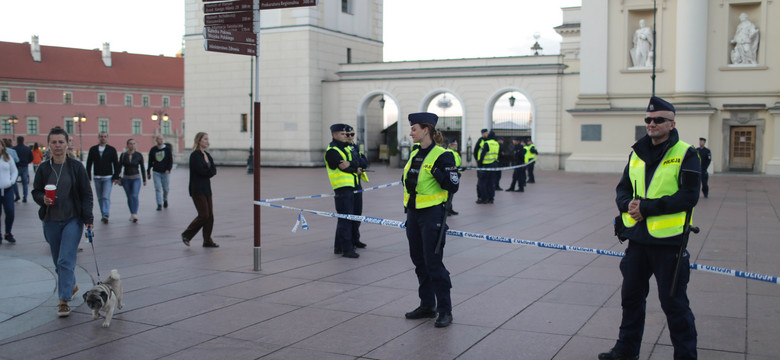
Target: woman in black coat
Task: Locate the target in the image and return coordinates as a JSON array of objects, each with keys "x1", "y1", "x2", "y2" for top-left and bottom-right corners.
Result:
[{"x1": 181, "y1": 132, "x2": 218, "y2": 247}]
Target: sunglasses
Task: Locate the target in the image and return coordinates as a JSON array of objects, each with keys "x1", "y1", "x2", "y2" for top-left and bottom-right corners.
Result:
[
  {"x1": 644, "y1": 117, "x2": 672, "y2": 125},
  {"x1": 345, "y1": 133, "x2": 355, "y2": 137}
]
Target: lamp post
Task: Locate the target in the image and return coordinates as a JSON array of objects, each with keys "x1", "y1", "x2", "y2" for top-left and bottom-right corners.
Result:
[
  {"x1": 7, "y1": 115, "x2": 18, "y2": 140},
  {"x1": 151, "y1": 110, "x2": 169, "y2": 135},
  {"x1": 73, "y1": 113, "x2": 86, "y2": 160}
]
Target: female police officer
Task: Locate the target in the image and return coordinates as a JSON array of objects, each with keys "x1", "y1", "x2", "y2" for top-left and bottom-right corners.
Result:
[{"x1": 402, "y1": 112, "x2": 460, "y2": 328}]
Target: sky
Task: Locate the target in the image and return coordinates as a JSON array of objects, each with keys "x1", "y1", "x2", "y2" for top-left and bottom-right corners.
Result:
[{"x1": 0, "y1": 0, "x2": 581, "y2": 60}]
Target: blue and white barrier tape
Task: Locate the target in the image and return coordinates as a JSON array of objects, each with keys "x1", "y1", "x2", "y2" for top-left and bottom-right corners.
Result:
[
  {"x1": 258, "y1": 181, "x2": 402, "y2": 203},
  {"x1": 255, "y1": 201, "x2": 780, "y2": 285},
  {"x1": 461, "y1": 159, "x2": 535, "y2": 171}
]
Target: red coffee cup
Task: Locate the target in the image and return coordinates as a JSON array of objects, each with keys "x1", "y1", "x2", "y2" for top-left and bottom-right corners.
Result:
[{"x1": 45, "y1": 185, "x2": 56, "y2": 204}]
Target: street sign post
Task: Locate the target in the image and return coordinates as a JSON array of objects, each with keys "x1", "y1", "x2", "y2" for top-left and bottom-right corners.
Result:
[
  {"x1": 204, "y1": 40, "x2": 257, "y2": 56},
  {"x1": 204, "y1": 11, "x2": 254, "y2": 26},
  {"x1": 203, "y1": 27, "x2": 257, "y2": 44},
  {"x1": 258, "y1": 0, "x2": 317, "y2": 10},
  {"x1": 204, "y1": 0, "x2": 254, "y2": 14}
]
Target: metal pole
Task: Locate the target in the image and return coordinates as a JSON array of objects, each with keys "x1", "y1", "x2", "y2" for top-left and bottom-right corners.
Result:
[
  {"x1": 651, "y1": 0, "x2": 657, "y2": 96},
  {"x1": 252, "y1": 7, "x2": 262, "y2": 271},
  {"x1": 78, "y1": 121, "x2": 83, "y2": 161}
]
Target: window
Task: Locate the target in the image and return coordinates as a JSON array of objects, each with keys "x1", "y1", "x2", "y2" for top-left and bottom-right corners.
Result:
[
  {"x1": 27, "y1": 118, "x2": 39, "y2": 134},
  {"x1": 65, "y1": 118, "x2": 74, "y2": 134},
  {"x1": 581, "y1": 124, "x2": 602, "y2": 141},
  {"x1": 125, "y1": 94, "x2": 133, "y2": 106},
  {"x1": 98, "y1": 93, "x2": 107, "y2": 105},
  {"x1": 0, "y1": 89, "x2": 9, "y2": 102},
  {"x1": 142, "y1": 95, "x2": 150, "y2": 107},
  {"x1": 98, "y1": 118, "x2": 109, "y2": 133},
  {"x1": 27, "y1": 90, "x2": 36, "y2": 103},
  {"x1": 0, "y1": 117, "x2": 11, "y2": 135},
  {"x1": 181, "y1": 97, "x2": 185, "y2": 107},
  {"x1": 162, "y1": 120, "x2": 171, "y2": 135},
  {"x1": 240, "y1": 114, "x2": 248, "y2": 132},
  {"x1": 132, "y1": 119, "x2": 141, "y2": 134},
  {"x1": 63, "y1": 92, "x2": 73, "y2": 104},
  {"x1": 162, "y1": 96, "x2": 170, "y2": 108},
  {"x1": 341, "y1": 0, "x2": 352, "y2": 14},
  {"x1": 635, "y1": 126, "x2": 646, "y2": 141}
]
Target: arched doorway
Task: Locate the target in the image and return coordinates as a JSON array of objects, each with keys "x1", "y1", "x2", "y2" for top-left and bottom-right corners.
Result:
[
  {"x1": 357, "y1": 91, "x2": 401, "y2": 162},
  {"x1": 490, "y1": 90, "x2": 533, "y2": 140},
  {"x1": 423, "y1": 91, "x2": 464, "y2": 151}
]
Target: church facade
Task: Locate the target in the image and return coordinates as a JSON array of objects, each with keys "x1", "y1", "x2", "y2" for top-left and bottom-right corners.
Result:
[{"x1": 184, "y1": 0, "x2": 779, "y2": 174}]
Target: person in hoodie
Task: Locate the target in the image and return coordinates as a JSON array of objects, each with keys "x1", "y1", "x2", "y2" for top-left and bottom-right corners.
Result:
[{"x1": 600, "y1": 96, "x2": 700, "y2": 360}]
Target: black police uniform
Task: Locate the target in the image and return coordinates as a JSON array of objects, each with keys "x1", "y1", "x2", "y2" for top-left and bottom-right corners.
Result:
[
  {"x1": 325, "y1": 134, "x2": 362, "y2": 258},
  {"x1": 610, "y1": 126, "x2": 700, "y2": 360},
  {"x1": 403, "y1": 112, "x2": 460, "y2": 327},
  {"x1": 526, "y1": 143, "x2": 538, "y2": 183},
  {"x1": 697, "y1": 139, "x2": 711, "y2": 198},
  {"x1": 476, "y1": 132, "x2": 498, "y2": 203},
  {"x1": 507, "y1": 140, "x2": 526, "y2": 192},
  {"x1": 347, "y1": 133, "x2": 368, "y2": 248}
]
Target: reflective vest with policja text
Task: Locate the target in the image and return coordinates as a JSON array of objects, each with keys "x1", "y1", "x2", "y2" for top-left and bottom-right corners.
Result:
[
  {"x1": 403, "y1": 145, "x2": 449, "y2": 209},
  {"x1": 324, "y1": 145, "x2": 358, "y2": 189}
]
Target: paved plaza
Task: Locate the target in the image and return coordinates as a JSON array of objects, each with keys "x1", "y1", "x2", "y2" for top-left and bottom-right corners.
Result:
[{"x1": 0, "y1": 165, "x2": 778, "y2": 359}]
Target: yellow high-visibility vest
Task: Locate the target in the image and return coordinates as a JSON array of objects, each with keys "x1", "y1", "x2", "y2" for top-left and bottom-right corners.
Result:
[
  {"x1": 403, "y1": 146, "x2": 448, "y2": 208},
  {"x1": 324, "y1": 145, "x2": 357, "y2": 189},
  {"x1": 479, "y1": 139, "x2": 499, "y2": 164}
]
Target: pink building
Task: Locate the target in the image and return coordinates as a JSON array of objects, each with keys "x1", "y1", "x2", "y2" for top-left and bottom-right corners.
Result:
[{"x1": 0, "y1": 37, "x2": 184, "y2": 157}]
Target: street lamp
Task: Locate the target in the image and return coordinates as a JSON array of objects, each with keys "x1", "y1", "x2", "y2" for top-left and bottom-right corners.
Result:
[
  {"x1": 73, "y1": 113, "x2": 86, "y2": 160},
  {"x1": 151, "y1": 110, "x2": 169, "y2": 134},
  {"x1": 7, "y1": 115, "x2": 18, "y2": 139}
]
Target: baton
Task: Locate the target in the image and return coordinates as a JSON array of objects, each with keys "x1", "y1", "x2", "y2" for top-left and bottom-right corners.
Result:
[
  {"x1": 434, "y1": 195, "x2": 452, "y2": 254},
  {"x1": 669, "y1": 210, "x2": 699, "y2": 297}
]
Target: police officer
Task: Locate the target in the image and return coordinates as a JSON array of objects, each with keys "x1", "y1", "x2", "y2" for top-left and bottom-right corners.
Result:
[
  {"x1": 472, "y1": 128, "x2": 488, "y2": 166},
  {"x1": 445, "y1": 138, "x2": 461, "y2": 216},
  {"x1": 324, "y1": 124, "x2": 364, "y2": 258},
  {"x1": 345, "y1": 125, "x2": 369, "y2": 249},
  {"x1": 402, "y1": 112, "x2": 459, "y2": 328},
  {"x1": 600, "y1": 96, "x2": 700, "y2": 360},
  {"x1": 697, "y1": 137, "x2": 711, "y2": 198},
  {"x1": 524, "y1": 139, "x2": 538, "y2": 183},
  {"x1": 506, "y1": 137, "x2": 526, "y2": 192},
  {"x1": 475, "y1": 131, "x2": 499, "y2": 204}
]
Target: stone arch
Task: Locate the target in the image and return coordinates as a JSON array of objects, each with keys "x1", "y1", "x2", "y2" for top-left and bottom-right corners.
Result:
[
  {"x1": 485, "y1": 87, "x2": 537, "y2": 141},
  {"x1": 419, "y1": 88, "x2": 468, "y2": 147},
  {"x1": 357, "y1": 90, "x2": 401, "y2": 160}
]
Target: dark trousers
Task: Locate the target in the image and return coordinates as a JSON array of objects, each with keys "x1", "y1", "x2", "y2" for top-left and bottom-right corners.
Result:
[
  {"x1": 494, "y1": 165, "x2": 503, "y2": 188},
  {"x1": 333, "y1": 187, "x2": 355, "y2": 253},
  {"x1": 526, "y1": 161, "x2": 535, "y2": 183},
  {"x1": 509, "y1": 165, "x2": 526, "y2": 190},
  {"x1": 352, "y1": 191, "x2": 362, "y2": 245},
  {"x1": 477, "y1": 163, "x2": 497, "y2": 200},
  {"x1": 0, "y1": 186, "x2": 15, "y2": 234},
  {"x1": 615, "y1": 242, "x2": 697, "y2": 359},
  {"x1": 15, "y1": 166, "x2": 28, "y2": 200},
  {"x1": 406, "y1": 204, "x2": 452, "y2": 313},
  {"x1": 182, "y1": 194, "x2": 214, "y2": 244},
  {"x1": 700, "y1": 171, "x2": 709, "y2": 197}
]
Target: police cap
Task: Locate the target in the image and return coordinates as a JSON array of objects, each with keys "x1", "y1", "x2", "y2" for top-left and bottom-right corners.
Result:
[
  {"x1": 408, "y1": 112, "x2": 438, "y2": 127},
  {"x1": 646, "y1": 96, "x2": 676, "y2": 114},
  {"x1": 699, "y1": 137, "x2": 706, "y2": 142},
  {"x1": 330, "y1": 124, "x2": 350, "y2": 133}
]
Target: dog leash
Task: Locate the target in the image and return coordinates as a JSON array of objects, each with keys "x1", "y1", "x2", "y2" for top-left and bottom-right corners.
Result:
[{"x1": 85, "y1": 226, "x2": 102, "y2": 282}]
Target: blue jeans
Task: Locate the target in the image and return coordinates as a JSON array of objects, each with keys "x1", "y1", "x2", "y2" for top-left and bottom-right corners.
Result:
[
  {"x1": 43, "y1": 217, "x2": 83, "y2": 301},
  {"x1": 0, "y1": 186, "x2": 15, "y2": 234},
  {"x1": 14, "y1": 166, "x2": 29, "y2": 200},
  {"x1": 121, "y1": 178, "x2": 141, "y2": 215},
  {"x1": 152, "y1": 171, "x2": 170, "y2": 206},
  {"x1": 93, "y1": 177, "x2": 113, "y2": 218}
]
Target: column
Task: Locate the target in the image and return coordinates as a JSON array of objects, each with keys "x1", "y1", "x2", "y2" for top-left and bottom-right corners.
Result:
[{"x1": 675, "y1": 0, "x2": 708, "y2": 102}]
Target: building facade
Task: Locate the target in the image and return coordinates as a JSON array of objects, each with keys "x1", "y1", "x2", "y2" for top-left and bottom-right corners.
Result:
[{"x1": 0, "y1": 38, "x2": 184, "y2": 157}]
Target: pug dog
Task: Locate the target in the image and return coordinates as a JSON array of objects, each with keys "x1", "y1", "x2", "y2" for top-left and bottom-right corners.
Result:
[{"x1": 82, "y1": 269, "x2": 123, "y2": 327}]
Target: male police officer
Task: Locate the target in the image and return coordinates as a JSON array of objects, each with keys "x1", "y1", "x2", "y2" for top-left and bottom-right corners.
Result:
[
  {"x1": 475, "y1": 131, "x2": 499, "y2": 204},
  {"x1": 600, "y1": 96, "x2": 700, "y2": 360},
  {"x1": 324, "y1": 124, "x2": 365, "y2": 258},
  {"x1": 345, "y1": 125, "x2": 368, "y2": 249},
  {"x1": 697, "y1": 137, "x2": 711, "y2": 198},
  {"x1": 506, "y1": 137, "x2": 526, "y2": 192},
  {"x1": 524, "y1": 139, "x2": 538, "y2": 183}
]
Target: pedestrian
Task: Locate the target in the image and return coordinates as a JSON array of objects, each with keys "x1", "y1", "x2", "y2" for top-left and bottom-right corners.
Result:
[
  {"x1": 114, "y1": 139, "x2": 146, "y2": 223},
  {"x1": 445, "y1": 138, "x2": 461, "y2": 215},
  {"x1": 600, "y1": 96, "x2": 700, "y2": 360},
  {"x1": 697, "y1": 137, "x2": 711, "y2": 198},
  {"x1": 0, "y1": 140, "x2": 18, "y2": 243},
  {"x1": 31, "y1": 142, "x2": 43, "y2": 173},
  {"x1": 506, "y1": 137, "x2": 526, "y2": 192},
  {"x1": 494, "y1": 137, "x2": 507, "y2": 191},
  {"x1": 13, "y1": 136, "x2": 33, "y2": 203},
  {"x1": 475, "y1": 130, "x2": 499, "y2": 204},
  {"x1": 85, "y1": 132, "x2": 120, "y2": 224},
  {"x1": 345, "y1": 125, "x2": 368, "y2": 250},
  {"x1": 402, "y1": 112, "x2": 459, "y2": 328},
  {"x1": 324, "y1": 123, "x2": 364, "y2": 258},
  {"x1": 3, "y1": 140, "x2": 20, "y2": 202},
  {"x1": 147, "y1": 134, "x2": 173, "y2": 211},
  {"x1": 32, "y1": 127, "x2": 93, "y2": 317},
  {"x1": 181, "y1": 132, "x2": 219, "y2": 248},
  {"x1": 524, "y1": 139, "x2": 538, "y2": 183}
]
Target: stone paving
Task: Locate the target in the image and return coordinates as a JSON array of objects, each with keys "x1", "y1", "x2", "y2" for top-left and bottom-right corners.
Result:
[{"x1": 0, "y1": 164, "x2": 778, "y2": 359}]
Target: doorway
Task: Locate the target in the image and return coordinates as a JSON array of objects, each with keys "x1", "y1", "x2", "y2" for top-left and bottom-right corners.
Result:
[{"x1": 729, "y1": 126, "x2": 755, "y2": 171}]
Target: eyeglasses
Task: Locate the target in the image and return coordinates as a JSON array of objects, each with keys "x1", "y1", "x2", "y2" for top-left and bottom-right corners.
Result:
[
  {"x1": 345, "y1": 133, "x2": 355, "y2": 137},
  {"x1": 644, "y1": 117, "x2": 672, "y2": 125}
]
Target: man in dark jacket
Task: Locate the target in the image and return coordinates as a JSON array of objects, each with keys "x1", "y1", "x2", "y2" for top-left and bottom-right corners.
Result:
[
  {"x1": 13, "y1": 136, "x2": 33, "y2": 202},
  {"x1": 600, "y1": 96, "x2": 700, "y2": 360},
  {"x1": 148, "y1": 135, "x2": 174, "y2": 211},
  {"x1": 85, "y1": 132, "x2": 119, "y2": 223},
  {"x1": 697, "y1": 137, "x2": 711, "y2": 198},
  {"x1": 506, "y1": 137, "x2": 526, "y2": 192}
]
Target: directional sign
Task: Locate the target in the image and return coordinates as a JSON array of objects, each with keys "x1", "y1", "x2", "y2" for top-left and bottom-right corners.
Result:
[
  {"x1": 204, "y1": 0, "x2": 254, "y2": 14},
  {"x1": 203, "y1": 27, "x2": 257, "y2": 44},
  {"x1": 258, "y1": 0, "x2": 318, "y2": 10},
  {"x1": 204, "y1": 40, "x2": 257, "y2": 56},
  {"x1": 204, "y1": 11, "x2": 254, "y2": 26},
  {"x1": 206, "y1": 22, "x2": 254, "y2": 33}
]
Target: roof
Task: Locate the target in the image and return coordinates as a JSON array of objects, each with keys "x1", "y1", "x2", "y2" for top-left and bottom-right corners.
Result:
[{"x1": 0, "y1": 41, "x2": 183, "y2": 90}]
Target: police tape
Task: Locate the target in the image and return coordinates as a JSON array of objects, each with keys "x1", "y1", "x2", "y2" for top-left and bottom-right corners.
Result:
[
  {"x1": 258, "y1": 181, "x2": 402, "y2": 203},
  {"x1": 461, "y1": 159, "x2": 535, "y2": 171},
  {"x1": 255, "y1": 201, "x2": 780, "y2": 285}
]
